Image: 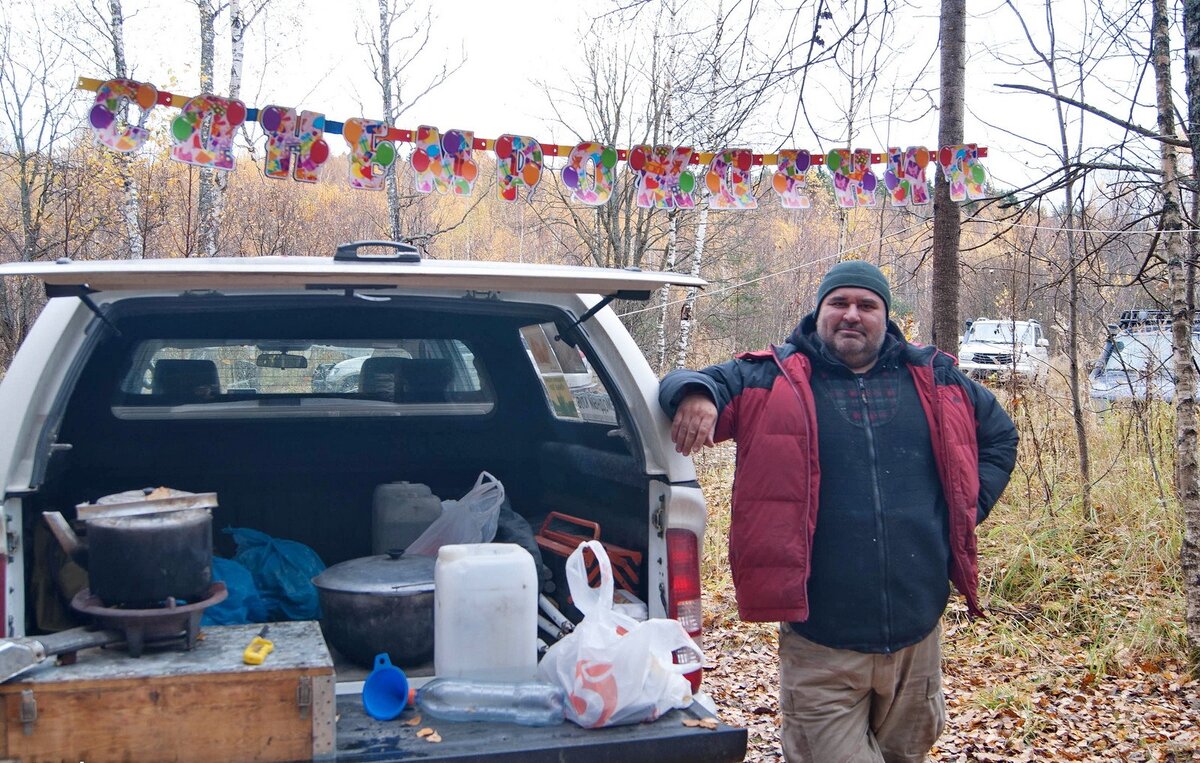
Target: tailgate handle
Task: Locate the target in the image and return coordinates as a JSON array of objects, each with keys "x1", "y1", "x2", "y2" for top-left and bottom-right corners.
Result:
[{"x1": 334, "y1": 240, "x2": 421, "y2": 263}]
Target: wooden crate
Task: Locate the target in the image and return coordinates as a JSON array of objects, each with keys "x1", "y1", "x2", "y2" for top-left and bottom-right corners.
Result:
[{"x1": 0, "y1": 621, "x2": 335, "y2": 763}]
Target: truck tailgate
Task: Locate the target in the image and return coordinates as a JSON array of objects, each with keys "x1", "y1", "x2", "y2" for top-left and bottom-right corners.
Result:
[{"x1": 335, "y1": 694, "x2": 748, "y2": 762}]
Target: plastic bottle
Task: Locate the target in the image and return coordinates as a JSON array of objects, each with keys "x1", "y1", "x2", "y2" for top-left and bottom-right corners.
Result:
[{"x1": 415, "y1": 678, "x2": 565, "y2": 726}]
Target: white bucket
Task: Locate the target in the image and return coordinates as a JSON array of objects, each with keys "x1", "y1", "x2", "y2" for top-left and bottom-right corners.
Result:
[{"x1": 434, "y1": 543, "x2": 538, "y2": 682}]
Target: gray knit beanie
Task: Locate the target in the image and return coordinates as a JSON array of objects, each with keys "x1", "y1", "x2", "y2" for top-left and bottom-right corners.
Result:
[{"x1": 815, "y1": 260, "x2": 891, "y2": 315}]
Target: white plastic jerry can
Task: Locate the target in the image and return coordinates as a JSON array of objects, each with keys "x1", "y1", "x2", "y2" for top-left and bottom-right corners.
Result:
[{"x1": 434, "y1": 543, "x2": 539, "y2": 681}]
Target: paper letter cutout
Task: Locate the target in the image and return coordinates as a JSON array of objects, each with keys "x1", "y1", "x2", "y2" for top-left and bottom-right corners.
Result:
[
  {"x1": 170, "y1": 94, "x2": 246, "y2": 170},
  {"x1": 343, "y1": 118, "x2": 396, "y2": 191},
  {"x1": 885, "y1": 147, "x2": 932, "y2": 206},
  {"x1": 629, "y1": 145, "x2": 696, "y2": 209},
  {"x1": 938, "y1": 144, "x2": 987, "y2": 201},
  {"x1": 259, "y1": 106, "x2": 329, "y2": 183},
  {"x1": 496, "y1": 134, "x2": 543, "y2": 202},
  {"x1": 562, "y1": 142, "x2": 616, "y2": 206},
  {"x1": 90, "y1": 79, "x2": 157, "y2": 153},
  {"x1": 411, "y1": 125, "x2": 478, "y2": 195},
  {"x1": 827, "y1": 148, "x2": 879, "y2": 208},
  {"x1": 705, "y1": 149, "x2": 757, "y2": 210},
  {"x1": 772, "y1": 150, "x2": 811, "y2": 209}
]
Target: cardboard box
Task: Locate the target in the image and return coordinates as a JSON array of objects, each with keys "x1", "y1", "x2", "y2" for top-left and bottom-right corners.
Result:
[{"x1": 0, "y1": 621, "x2": 334, "y2": 763}]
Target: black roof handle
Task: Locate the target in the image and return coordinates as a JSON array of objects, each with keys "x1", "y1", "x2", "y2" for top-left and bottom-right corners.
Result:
[{"x1": 334, "y1": 240, "x2": 422, "y2": 263}]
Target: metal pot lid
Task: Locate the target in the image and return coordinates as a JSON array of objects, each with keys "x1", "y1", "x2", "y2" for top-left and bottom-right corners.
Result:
[{"x1": 312, "y1": 551, "x2": 436, "y2": 595}]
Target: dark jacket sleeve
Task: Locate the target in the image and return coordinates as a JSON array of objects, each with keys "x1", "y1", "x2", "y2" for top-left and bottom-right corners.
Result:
[
  {"x1": 958, "y1": 372, "x2": 1019, "y2": 524},
  {"x1": 658, "y1": 360, "x2": 747, "y2": 441}
]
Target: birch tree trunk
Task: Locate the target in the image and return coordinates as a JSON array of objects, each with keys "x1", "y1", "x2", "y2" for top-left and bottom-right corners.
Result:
[
  {"x1": 675, "y1": 203, "x2": 708, "y2": 369},
  {"x1": 211, "y1": 0, "x2": 244, "y2": 253},
  {"x1": 107, "y1": 0, "x2": 143, "y2": 259},
  {"x1": 378, "y1": 0, "x2": 402, "y2": 241},
  {"x1": 195, "y1": 0, "x2": 219, "y2": 257},
  {"x1": 658, "y1": 209, "x2": 679, "y2": 373},
  {"x1": 930, "y1": 0, "x2": 965, "y2": 352},
  {"x1": 1176, "y1": 0, "x2": 1200, "y2": 660}
]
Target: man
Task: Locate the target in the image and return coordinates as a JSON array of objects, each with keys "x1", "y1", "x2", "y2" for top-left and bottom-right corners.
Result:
[{"x1": 659, "y1": 260, "x2": 1018, "y2": 763}]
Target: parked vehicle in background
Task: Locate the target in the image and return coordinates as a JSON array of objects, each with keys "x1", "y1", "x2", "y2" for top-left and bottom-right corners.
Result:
[
  {"x1": 957, "y1": 318, "x2": 1050, "y2": 382},
  {"x1": 310, "y1": 349, "x2": 373, "y2": 392},
  {"x1": 1089, "y1": 309, "x2": 1200, "y2": 409},
  {"x1": 311, "y1": 348, "x2": 406, "y2": 393}
]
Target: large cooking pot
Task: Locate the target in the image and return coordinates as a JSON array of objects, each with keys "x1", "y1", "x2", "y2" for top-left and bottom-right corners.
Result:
[
  {"x1": 312, "y1": 550, "x2": 435, "y2": 669},
  {"x1": 43, "y1": 488, "x2": 215, "y2": 608}
]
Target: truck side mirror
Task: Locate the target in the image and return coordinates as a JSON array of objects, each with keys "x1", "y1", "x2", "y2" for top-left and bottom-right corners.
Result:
[{"x1": 1037, "y1": 338, "x2": 1049, "y2": 348}]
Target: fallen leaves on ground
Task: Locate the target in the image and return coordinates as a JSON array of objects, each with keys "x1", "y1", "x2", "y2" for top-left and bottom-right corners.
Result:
[{"x1": 704, "y1": 600, "x2": 1200, "y2": 763}]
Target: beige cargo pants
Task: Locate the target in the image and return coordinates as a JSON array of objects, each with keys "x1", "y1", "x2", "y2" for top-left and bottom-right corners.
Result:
[{"x1": 778, "y1": 622, "x2": 945, "y2": 763}]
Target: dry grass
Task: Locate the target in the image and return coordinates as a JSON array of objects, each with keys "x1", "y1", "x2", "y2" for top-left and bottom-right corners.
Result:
[{"x1": 695, "y1": 385, "x2": 1199, "y2": 762}]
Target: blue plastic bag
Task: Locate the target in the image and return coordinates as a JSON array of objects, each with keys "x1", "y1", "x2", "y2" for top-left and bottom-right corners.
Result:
[
  {"x1": 225, "y1": 527, "x2": 325, "y2": 621},
  {"x1": 202, "y1": 556, "x2": 269, "y2": 626}
]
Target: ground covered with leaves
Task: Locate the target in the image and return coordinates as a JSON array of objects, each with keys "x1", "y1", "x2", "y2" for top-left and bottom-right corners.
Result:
[
  {"x1": 693, "y1": 412, "x2": 1200, "y2": 763},
  {"x1": 703, "y1": 604, "x2": 1200, "y2": 762}
]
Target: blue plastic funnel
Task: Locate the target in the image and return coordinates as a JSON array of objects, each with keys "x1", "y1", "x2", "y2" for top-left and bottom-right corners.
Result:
[{"x1": 362, "y1": 653, "x2": 409, "y2": 721}]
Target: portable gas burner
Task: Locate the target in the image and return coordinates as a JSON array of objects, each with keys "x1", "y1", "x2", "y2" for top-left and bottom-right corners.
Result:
[{"x1": 70, "y1": 581, "x2": 228, "y2": 657}]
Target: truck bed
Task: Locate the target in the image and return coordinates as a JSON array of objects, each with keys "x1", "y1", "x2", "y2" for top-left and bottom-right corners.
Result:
[{"x1": 335, "y1": 694, "x2": 748, "y2": 762}]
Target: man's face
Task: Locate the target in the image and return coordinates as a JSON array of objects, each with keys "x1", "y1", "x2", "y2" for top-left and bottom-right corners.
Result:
[{"x1": 815, "y1": 286, "x2": 887, "y2": 372}]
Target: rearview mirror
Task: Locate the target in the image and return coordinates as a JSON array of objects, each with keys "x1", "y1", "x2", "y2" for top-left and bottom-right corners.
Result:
[{"x1": 256, "y1": 352, "x2": 308, "y2": 369}]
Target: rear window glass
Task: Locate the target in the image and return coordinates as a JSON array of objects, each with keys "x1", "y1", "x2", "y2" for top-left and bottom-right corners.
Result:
[
  {"x1": 115, "y1": 338, "x2": 492, "y2": 416},
  {"x1": 520, "y1": 323, "x2": 616, "y2": 425}
]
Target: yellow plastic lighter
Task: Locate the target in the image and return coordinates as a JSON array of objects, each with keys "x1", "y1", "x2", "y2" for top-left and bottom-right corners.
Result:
[{"x1": 243, "y1": 625, "x2": 274, "y2": 665}]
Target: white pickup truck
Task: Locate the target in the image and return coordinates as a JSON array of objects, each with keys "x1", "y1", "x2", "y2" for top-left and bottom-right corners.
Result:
[
  {"x1": 0, "y1": 243, "x2": 747, "y2": 762},
  {"x1": 957, "y1": 318, "x2": 1050, "y2": 382}
]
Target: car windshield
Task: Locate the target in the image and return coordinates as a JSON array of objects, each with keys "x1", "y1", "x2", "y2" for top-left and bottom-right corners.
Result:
[{"x1": 965, "y1": 321, "x2": 1030, "y2": 344}]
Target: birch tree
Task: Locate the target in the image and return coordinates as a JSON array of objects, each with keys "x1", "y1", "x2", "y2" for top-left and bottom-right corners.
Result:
[
  {"x1": 1172, "y1": 0, "x2": 1200, "y2": 659},
  {"x1": 57, "y1": 0, "x2": 144, "y2": 257},
  {"x1": 211, "y1": 0, "x2": 272, "y2": 253},
  {"x1": 363, "y1": 0, "x2": 463, "y2": 242},
  {"x1": 194, "y1": 0, "x2": 225, "y2": 256},
  {"x1": 102, "y1": 0, "x2": 143, "y2": 258}
]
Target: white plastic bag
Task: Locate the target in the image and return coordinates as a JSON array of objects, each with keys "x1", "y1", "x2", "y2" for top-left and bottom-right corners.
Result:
[
  {"x1": 405, "y1": 472, "x2": 504, "y2": 557},
  {"x1": 537, "y1": 540, "x2": 703, "y2": 728}
]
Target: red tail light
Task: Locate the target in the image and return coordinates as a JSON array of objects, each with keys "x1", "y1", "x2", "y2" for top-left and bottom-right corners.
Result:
[{"x1": 666, "y1": 528, "x2": 703, "y2": 692}]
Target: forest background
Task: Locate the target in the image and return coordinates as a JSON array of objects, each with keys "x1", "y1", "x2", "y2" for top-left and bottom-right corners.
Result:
[{"x1": 2, "y1": 0, "x2": 1200, "y2": 760}]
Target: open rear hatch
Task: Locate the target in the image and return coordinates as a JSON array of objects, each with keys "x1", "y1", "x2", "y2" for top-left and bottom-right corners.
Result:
[{"x1": 0, "y1": 242, "x2": 706, "y2": 298}]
